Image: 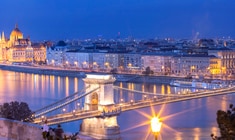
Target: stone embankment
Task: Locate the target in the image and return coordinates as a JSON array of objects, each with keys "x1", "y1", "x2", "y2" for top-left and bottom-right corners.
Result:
[
  {"x1": 0, "y1": 64, "x2": 186, "y2": 84},
  {"x1": 0, "y1": 64, "x2": 86, "y2": 78},
  {"x1": 0, "y1": 118, "x2": 43, "y2": 140}
]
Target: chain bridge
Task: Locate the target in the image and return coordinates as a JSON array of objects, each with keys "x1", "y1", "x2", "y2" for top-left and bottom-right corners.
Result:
[{"x1": 31, "y1": 74, "x2": 235, "y2": 139}]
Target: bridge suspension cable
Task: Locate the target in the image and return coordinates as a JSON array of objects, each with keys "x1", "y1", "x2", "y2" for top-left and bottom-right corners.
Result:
[
  {"x1": 33, "y1": 86, "x2": 100, "y2": 118},
  {"x1": 113, "y1": 86, "x2": 184, "y2": 97},
  {"x1": 34, "y1": 86, "x2": 235, "y2": 125}
]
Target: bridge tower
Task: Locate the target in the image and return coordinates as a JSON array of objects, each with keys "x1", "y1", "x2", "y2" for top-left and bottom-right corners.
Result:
[{"x1": 79, "y1": 74, "x2": 120, "y2": 140}]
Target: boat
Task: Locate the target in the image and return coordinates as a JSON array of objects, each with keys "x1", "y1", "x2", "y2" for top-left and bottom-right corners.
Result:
[
  {"x1": 170, "y1": 79, "x2": 226, "y2": 89},
  {"x1": 114, "y1": 75, "x2": 139, "y2": 82}
]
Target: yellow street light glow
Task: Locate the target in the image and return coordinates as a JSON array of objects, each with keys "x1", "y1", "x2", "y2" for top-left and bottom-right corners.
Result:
[{"x1": 151, "y1": 117, "x2": 162, "y2": 133}]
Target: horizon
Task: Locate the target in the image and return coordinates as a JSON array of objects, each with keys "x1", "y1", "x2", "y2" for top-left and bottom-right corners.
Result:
[{"x1": 0, "y1": 0, "x2": 235, "y2": 41}]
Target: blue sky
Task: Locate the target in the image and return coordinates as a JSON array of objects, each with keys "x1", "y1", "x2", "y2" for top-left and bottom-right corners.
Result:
[{"x1": 0, "y1": 0, "x2": 235, "y2": 40}]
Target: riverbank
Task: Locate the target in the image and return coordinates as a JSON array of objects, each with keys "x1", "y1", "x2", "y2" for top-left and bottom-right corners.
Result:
[
  {"x1": 0, "y1": 118, "x2": 43, "y2": 140},
  {"x1": 0, "y1": 64, "x2": 86, "y2": 78},
  {"x1": 0, "y1": 64, "x2": 187, "y2": 84}
]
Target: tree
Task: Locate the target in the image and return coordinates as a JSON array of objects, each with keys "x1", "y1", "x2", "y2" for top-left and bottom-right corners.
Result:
[
  {"x1": 0, "y1": 101, "x2": 33, "y2": 122},
  {"x1": 142, "y1": 66, "x2": 154, "y2": 75},
  {"x1": 211, "y1": 104, "x2": 235, "y2": 140},
  {"x1": 110, "y1": 68, "x2": 118, "y2": 74}
]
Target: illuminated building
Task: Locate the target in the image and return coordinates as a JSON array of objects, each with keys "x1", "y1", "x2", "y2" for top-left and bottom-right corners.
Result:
[
  {"x1": 208, "y1": 49, "x2": 235, "y2": 75},
  {"x1": 142, "y1": 53, "x2": 172, "y2": 74},
  {"x1": 0, "y1": 24, "x2": 46, "y2": 63},
  {"x1": 171, "y1": 54, "x2": 213, "y2": 77}
]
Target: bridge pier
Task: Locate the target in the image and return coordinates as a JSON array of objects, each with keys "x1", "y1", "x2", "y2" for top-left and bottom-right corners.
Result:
[{"x1": 79, "y1": 74, "x2": 121, "y2": 140}]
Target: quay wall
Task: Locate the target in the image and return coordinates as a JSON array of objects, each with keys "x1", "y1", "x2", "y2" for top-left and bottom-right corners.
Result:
[
  {"x1": 0, "y1": 64, "x2": 185, "y2": 84},
  {"x1": 0, "y1": 118, "x2": 43, "y2": 140},
  {"x1": 0, "y1": 64, "x2": 86, "y2": 78}
]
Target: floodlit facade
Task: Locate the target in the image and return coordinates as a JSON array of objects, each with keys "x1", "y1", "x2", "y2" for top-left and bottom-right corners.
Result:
[
  {"x1": 208, "y1": 49, "x2": 235, "y2": 75},
  {"x1": 0, "y1": 25, "x2": 46, "y2": 63},
  {"x1": 141, "y1": 53, "x2": 173, "y2": 74},
  {"x1": 171, "y1": 55, "x2": 213, "y2": 77}
]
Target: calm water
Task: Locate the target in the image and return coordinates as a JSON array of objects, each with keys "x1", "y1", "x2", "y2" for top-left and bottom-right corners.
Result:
[{"x1": 0, "y1": 69, "x2": 234, "y2": 140}]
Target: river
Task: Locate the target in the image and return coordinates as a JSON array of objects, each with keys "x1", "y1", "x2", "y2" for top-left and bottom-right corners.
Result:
[{"x1": 0, "y1": 69, "x2": 234, "y2": 140}]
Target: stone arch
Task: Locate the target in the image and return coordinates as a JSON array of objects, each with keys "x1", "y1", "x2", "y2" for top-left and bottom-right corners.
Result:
[{"x1": 90, "y1": 92, "x2": 98, "y2": 110}]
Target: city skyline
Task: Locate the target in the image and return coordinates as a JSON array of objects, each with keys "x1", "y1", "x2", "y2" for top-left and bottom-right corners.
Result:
[{"x1": 0, "y1": 0, "x2": 235, "y2": 41}]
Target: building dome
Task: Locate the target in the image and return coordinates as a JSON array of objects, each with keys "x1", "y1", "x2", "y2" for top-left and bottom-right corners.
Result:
[{"x1": 10, "y1": 24, "x2": 23, "y2": 41}]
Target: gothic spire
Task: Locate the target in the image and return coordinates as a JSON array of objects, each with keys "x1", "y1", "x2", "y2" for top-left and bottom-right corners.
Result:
[{"x1": 1, "y1": 31, "x2": 5, "y2": 41}]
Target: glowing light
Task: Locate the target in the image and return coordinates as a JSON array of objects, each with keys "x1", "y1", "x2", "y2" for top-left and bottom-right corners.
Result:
[
  {"x1": 151, "y1": 117, "x2": 162, "y2": 133},
  {"x1": 86, "y1": 74, "x2": 113, "y2": 80}
]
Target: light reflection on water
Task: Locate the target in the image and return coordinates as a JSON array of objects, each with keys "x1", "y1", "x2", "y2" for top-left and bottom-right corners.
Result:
[{"x1": 0, "y1": 70, "x2": 234, "y2": 139}]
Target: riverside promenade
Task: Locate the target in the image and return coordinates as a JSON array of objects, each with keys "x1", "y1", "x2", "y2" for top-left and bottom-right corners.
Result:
[
  {"x1": 0, "y1": 63, "x2": 188, "y2": 84},
  {"x1": 0, "y1": 64, "x2": 86, "y2": 78}
]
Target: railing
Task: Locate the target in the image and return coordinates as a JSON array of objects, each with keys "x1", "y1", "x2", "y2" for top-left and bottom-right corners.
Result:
[
  {"x1": 118, "y1": 85, "x2": 235, "y2": 112},
  {"x1": 114, "y1": 86, "x2": 197, "y2": 97}
]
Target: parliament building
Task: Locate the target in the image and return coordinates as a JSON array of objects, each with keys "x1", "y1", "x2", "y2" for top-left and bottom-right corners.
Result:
[{"x1": 0, "y1": 25, "x2": 46, "y2": 63}]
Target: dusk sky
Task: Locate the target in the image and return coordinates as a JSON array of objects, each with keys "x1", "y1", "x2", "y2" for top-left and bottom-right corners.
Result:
[{"x1": 0, "y1": 0, "x2": 235, "y2": 41}]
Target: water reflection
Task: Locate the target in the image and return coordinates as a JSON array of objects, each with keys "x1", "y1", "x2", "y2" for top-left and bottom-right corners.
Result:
[{"x1": 0, "y1": 70, "x2": 234, "y2": 139}]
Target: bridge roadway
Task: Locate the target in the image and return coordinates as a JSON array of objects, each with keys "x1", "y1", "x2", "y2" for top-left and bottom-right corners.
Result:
[{"x1": 33, "y1": 86, "x2": 235, "y2": 125}]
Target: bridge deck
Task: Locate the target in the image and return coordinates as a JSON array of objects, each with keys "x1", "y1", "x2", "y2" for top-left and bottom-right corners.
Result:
[{"x1": 33, "y1": 86, "x2": 235, "y2": 125}]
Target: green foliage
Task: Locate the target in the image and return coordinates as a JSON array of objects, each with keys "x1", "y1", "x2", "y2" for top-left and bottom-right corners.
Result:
[
  {"x1": 110, "y1": 68, "x2": 118, "y2": 74},
  {"x1": 142, "y1": 66, "x2": 154, "y2": 75},
  {"x1": 211, "y1": 104, "x2": 235, "y2": 140},
  {"x1": 0, "y1": 101, "x2": 33, "y2": 122}
]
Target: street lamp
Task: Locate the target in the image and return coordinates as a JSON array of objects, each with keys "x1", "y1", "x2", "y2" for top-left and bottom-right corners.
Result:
[
  {"x1": 52, "y1": 60, "x2": 54, "y2": 66},
  {"x1": 77, "y1": 103, "x2": 80, "y2": 110},
  {"x1": 93, "y1": 62, "x2": 97, "y2": 70},
  {"x1": 74, "y1": 61, "x2": 78, "y2": 67},
  {"x1": 83, "y1": 61, "x2": 87, "y2": 69},
  {"x1": 151, "y1": 117, "x2": 162, "y2": 140}
]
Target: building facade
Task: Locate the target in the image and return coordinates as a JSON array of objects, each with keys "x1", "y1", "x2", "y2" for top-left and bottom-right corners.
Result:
[
  {"x1": 0, "y1": 25, "x2": 46, "y2": 63},
  {"x1": 208, "y1": 49, "x2": 235, "y2": 75},
  {"x1": 171, "y1": 55, "x2": 213, "y2": 77},
  {"x1": 141, "y1": 53, "x2": 173, "y2": 75}
]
